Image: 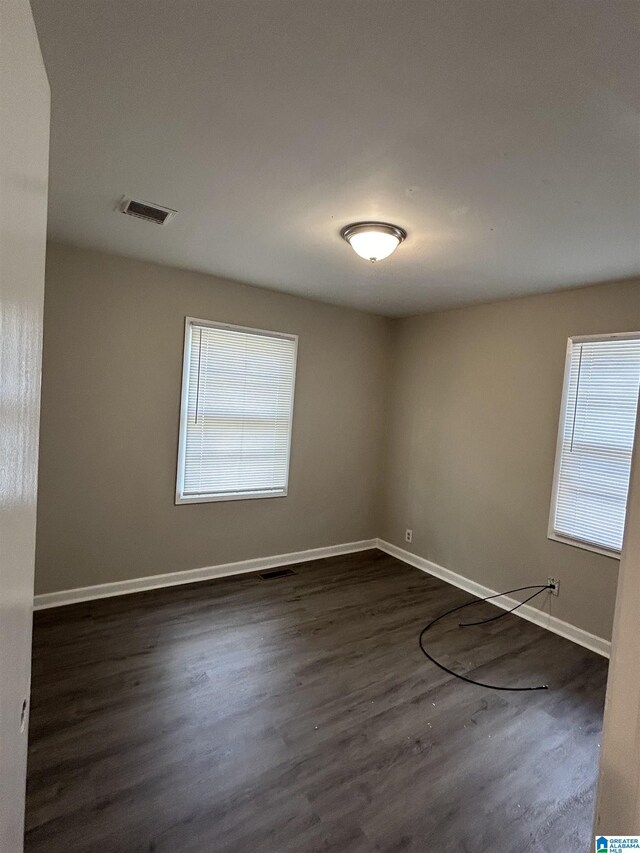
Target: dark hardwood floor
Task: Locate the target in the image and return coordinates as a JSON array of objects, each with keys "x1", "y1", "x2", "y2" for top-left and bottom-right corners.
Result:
[{"x1": 26, "y1": 550, "x2": 607, "y2": 852}]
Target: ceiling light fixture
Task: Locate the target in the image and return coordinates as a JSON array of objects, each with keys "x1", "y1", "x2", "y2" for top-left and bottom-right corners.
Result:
[{"x1": 340, "y1": 221, "x2": 407, "y2": 263}]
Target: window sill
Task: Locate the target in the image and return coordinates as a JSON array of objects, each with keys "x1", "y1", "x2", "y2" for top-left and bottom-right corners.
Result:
[
  {"x1": 175, "y1": 489, "x2": 287, "y2": 505},
  {"x1": 547, "y1": 531, "x2": 621, "y2": 561}
]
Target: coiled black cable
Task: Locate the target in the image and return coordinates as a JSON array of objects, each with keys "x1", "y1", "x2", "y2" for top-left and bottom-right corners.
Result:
[{"x1": 418, "y1": 584, "x2": 552, "y2": 691}]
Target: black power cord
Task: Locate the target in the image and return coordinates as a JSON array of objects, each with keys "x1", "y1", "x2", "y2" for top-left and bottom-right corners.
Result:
[{"x1": 418, "y1": 584, "x2": 553, "y2": 691}]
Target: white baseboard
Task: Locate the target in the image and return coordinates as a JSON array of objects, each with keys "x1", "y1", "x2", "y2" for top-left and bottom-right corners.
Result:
[
  {"x1": 33, "y1": 536, "x2": 612, "y2": 659},
  {"x1": 375, "y1": 539, "x2": 611, "y2": 659},
  {"x1": 33, "y1": 539, "x2": 377, "y2": 610}
]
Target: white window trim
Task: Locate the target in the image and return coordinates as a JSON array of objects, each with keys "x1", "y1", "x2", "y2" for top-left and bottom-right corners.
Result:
[
  {"x1": 175, "y1": 316, "x2": 298, "y2": 506},
  {"x1": 547, "y1": 330, "x2": 640, "y2": 560}
]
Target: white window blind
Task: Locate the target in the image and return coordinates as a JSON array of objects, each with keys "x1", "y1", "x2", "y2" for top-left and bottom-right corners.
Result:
[
  {"x1": 550, "y1": 334, "x2": 640, "y2": 555},
  {"x1": 176, "y1": 319, "x2": 297, "y2": 504}
]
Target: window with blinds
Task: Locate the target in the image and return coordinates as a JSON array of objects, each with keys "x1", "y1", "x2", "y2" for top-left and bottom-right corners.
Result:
[
  {"x1": 549, "y1": 333, "x2": 640, "y2": 556},
  {"x1": 176, "y1": 318, "x2": 297, "y2": 504}
]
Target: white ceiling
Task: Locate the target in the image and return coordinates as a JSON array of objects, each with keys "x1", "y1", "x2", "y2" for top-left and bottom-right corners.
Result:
[{"x1": 32, "y1": 0, "x2": 640, "y2": 316}]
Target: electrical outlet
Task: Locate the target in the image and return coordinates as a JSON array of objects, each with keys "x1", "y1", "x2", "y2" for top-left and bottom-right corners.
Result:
[
  {"x1": 405, "y1": 529, "x2": 413, "y2": 544},
  {"x1": 547, "y1": 576, "x2": 560, "y2": 596}
]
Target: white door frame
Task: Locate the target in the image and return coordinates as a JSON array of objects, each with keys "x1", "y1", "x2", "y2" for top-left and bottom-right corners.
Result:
[
  {"x1": 595, "y1": 405, "x2": 640, "y2": 833},
  {"x1": 0, "y1": 0, "x2": 49, "y2": 849}
]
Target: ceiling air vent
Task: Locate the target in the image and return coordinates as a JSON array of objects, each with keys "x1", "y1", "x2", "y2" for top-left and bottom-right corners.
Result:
[{"x1": 120, "y1": 197, "x2": 177, "y2": 225}]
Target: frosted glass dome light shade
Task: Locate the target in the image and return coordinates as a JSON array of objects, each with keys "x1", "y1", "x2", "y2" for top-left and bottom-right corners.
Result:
[{"x1": 341, "y1": 222, "x2": 407, "y2": 262}]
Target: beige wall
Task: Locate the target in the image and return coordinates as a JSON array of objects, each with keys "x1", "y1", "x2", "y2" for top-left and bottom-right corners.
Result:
[
  {"x1": 0, "y1": 0, "x2": 49, "y2": 848},
  {"x1": 36, "y1": 243, "x2": 639, "y2": 643},
  {"x1": 381, "y1": 280, "x2": 640, "y2": 641},
  {"x1": 35, "y1": 243, "x2": 391, "y2": 595}
]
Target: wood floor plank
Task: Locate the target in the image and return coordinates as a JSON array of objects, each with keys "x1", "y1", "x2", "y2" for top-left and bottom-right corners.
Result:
[{"x1": 25, "y1": 550, "x2": 607, "y2": 852}]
